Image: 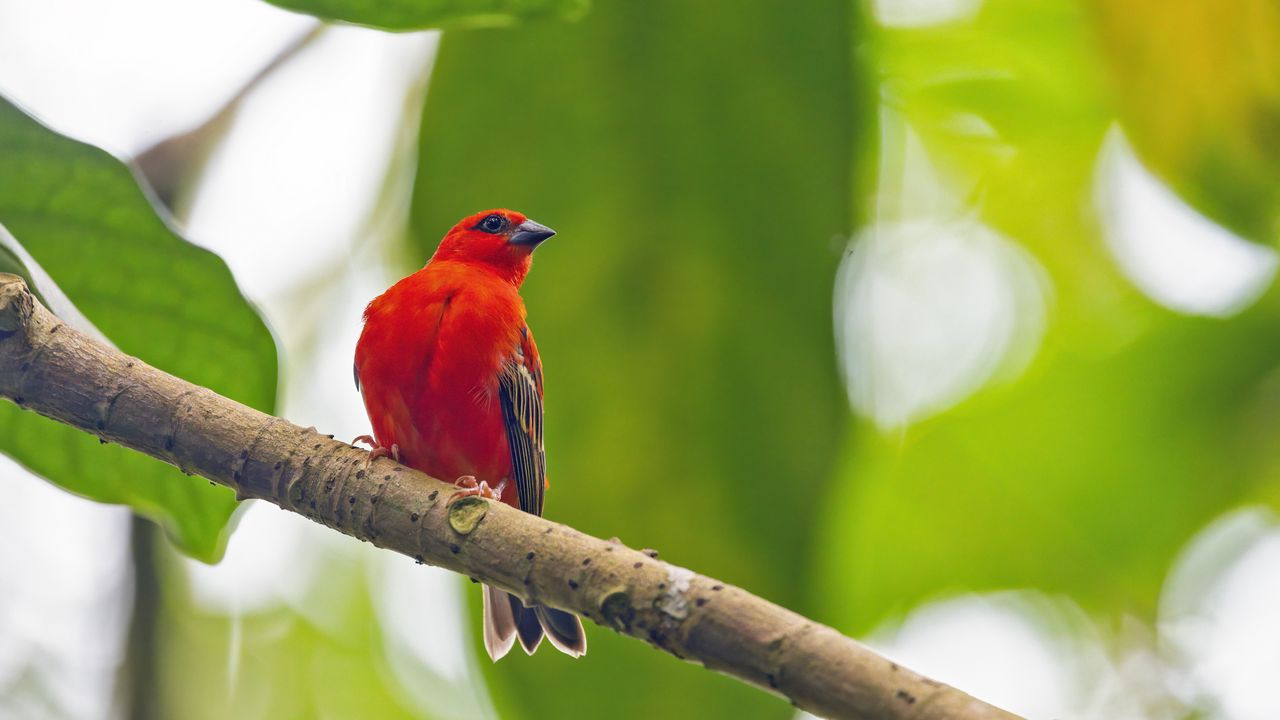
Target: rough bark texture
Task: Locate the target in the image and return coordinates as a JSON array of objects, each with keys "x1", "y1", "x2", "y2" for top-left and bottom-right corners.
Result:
[{"x1": 0, "y1": 273, "x2": 1020, "y2": 720}]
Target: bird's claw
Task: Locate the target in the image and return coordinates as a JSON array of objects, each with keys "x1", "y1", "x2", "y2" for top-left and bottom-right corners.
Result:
[
  {"x1": 354, "y1": 435, "x2": 400, "y2": 463},
  {"x1": 449, "y1": 475, "x2": 504, "y2": 504}
]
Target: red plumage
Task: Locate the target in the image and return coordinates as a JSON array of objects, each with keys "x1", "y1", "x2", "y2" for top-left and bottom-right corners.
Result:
[{"x1": 354, "y1": 208, "x2": 584, "y2": 660}]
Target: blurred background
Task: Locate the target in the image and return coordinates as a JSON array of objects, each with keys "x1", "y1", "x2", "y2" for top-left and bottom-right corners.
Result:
[{"x1": 0, "y1": 0, "x2": 1278, "y2": 718}]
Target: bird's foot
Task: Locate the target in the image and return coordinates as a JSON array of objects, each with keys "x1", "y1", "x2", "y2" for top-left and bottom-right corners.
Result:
[
  {"x1": 354, "y1": 435, "x2": 400, "y2": 463},
  {"x1": 449, "y1": 475, "x2": 503, "y2": 504}
]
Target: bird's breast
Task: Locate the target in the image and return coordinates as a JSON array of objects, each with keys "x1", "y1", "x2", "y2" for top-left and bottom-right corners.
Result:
[{"x1": 355, "y1": 268, "x2": 525, "y2": 490}]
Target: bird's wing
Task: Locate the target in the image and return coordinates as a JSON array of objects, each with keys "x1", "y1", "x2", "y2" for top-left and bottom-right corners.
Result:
[{"x1": 498, "y1": 325, "x2": 545, "y2": 516}]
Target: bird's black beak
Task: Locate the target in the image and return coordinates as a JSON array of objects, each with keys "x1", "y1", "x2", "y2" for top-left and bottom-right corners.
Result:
[{"x1": 509, "y1": 219, "x2": 556, "y2": 247}]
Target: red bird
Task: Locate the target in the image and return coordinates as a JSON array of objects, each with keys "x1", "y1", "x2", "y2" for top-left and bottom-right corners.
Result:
[{"x1": 353, "y1": 209, "x2": 585, "y2": 661}]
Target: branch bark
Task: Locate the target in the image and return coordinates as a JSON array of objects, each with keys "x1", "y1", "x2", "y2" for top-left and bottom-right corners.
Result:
[{"x1": 0, "y1": 273, "x2": 1020, "y2": 720}]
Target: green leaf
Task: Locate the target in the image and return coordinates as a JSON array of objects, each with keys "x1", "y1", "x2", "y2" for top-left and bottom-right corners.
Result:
[
  {"x1": 260, "y1": 0, "x2": 589, "y2": 31},
  {"x1": 411, "y1": 0, "x2": 866, "y2": 716},
  {"x1": 0, "y1": 96, "x2": 278, "y2": 562}
]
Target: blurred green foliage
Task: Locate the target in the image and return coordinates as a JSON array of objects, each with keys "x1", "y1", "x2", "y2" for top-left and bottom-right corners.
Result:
[
  {"x1": 261, "y1": 0, "x2": 589, "y2": 31},
  {"x1": 815, "y1": 0, "x2": 1280, "y2": 637},
  {"x1": 0, "y1": 97, "x2": 276, "y2": 562},
  {"x1": 410, "y1": 0, "x2": 865, "y2": 715}
]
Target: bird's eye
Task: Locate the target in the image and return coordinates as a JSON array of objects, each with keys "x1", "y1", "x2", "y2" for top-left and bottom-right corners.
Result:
[{"x1": 477, "y1": 214, "x2": 507, "y2": 234}]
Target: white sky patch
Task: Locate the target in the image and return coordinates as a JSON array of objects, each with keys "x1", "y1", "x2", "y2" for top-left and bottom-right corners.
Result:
[
  {"x1": 1096, "y1": 127, "x2": 1278, "y2": 317},
  {"x1": 0, "y1": 0, "x2": 311, "y2": 156},
  {"x1": 183, "y1": 26, "x2": 437, "y2": 297},
  {"x1": 1160, "y1": 507, "x2": 1280, "y2": 720},
  {"x1": 0, "y1": 455, "x2": 131, "y2": 720}
]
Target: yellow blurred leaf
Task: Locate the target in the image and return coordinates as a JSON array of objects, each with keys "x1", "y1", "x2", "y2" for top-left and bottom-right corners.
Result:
[{"x1": 1095, "y1": 0, "x2": 1280, "y2": 243}]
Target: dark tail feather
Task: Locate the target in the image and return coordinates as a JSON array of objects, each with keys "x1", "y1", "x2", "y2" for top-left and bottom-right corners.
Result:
[
  {"x1": 536, "y1": 605, "x2": 587, "y2": 658},
  {"x1": 482, "y1": 585, "x2": 517, "y2": 661},
  {"x1": 510, "y1": 594, "x2": 544, "y2": 655}
]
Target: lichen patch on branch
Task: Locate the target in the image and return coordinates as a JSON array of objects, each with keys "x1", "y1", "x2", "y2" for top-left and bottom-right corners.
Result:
[{"x1": 656, "y1": 565, "x2": 695, "y2": 620}]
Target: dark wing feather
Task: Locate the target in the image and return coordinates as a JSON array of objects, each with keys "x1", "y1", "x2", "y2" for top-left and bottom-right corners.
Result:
[
  {"x1": 498, "y1": 328, "x2": 545, "y2": 516},
  {"x1": 498, "y1": 328, "x2": 586, "y2": 658}
]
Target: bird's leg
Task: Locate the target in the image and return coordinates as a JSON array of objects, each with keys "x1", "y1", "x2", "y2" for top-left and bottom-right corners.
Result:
[
  {"x1": 449, "y1": 475, "x2": 502, "y2": 503},
  {"x1": 353, "y1": 435, "x2": 400, "y2": 463}
]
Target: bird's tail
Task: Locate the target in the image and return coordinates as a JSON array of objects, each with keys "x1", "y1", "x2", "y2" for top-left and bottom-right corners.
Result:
[{"x1": 482, "y1": 584, "x2": 587, "y2": 661}]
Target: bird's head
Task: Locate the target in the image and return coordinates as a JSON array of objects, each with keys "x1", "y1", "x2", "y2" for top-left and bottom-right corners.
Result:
[{"x1": 429, "y1": 209, "x2": 555, "y2": 286}]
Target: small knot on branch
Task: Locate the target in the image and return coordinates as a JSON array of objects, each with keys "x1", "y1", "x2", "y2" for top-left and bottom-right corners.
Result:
[
  {"x1": 600, "y1": 589, "x2": 636, "y2": 631},
  {"x1": 0, "y1": 273, "x2": 33, "y2": 338}
]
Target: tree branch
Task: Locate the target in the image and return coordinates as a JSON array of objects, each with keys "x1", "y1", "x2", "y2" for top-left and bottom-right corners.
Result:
[{"x1": 0, "y1": 273, "x2": 1019, "y2": 720}]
